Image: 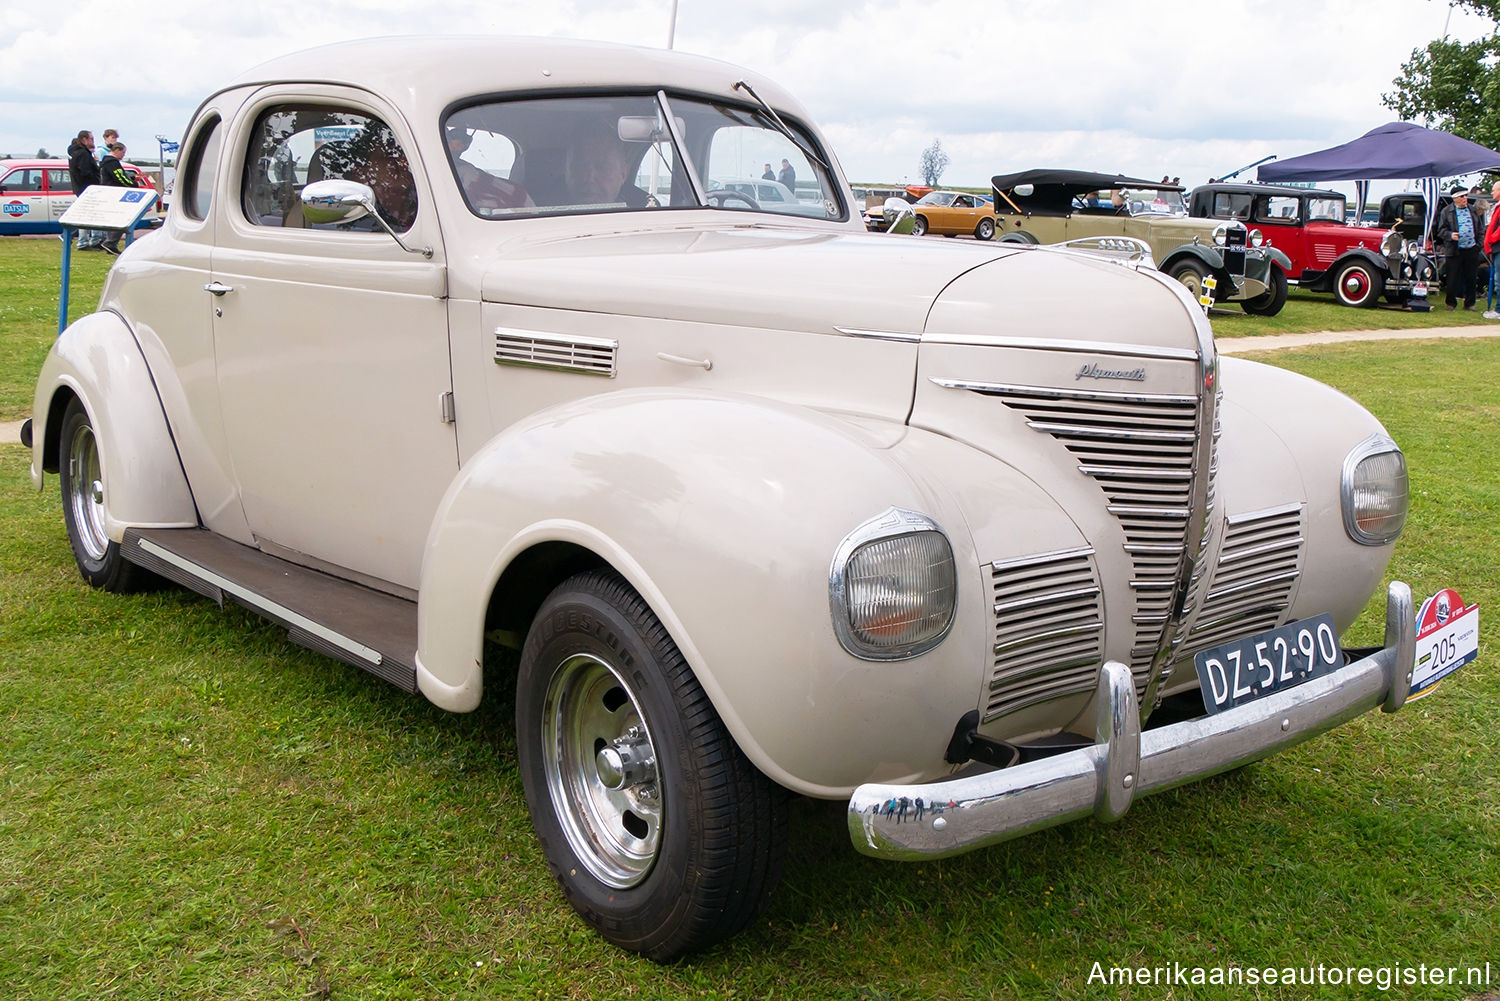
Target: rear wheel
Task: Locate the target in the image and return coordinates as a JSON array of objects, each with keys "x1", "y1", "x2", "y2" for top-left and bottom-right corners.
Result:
[
  {"x1": 911, "y1": 215, "x2": 928, "y2": 236},
  {"x1": 998, "y1": 230, "x2": 1037, "y2": 245},
  {"x1": 974, "y1": 218, "x2": 995, "y2": 240},
  {"x1": 1240, "y1": 266, "x2": 1288, "y2": 316},
  {"x1": 1334, "y1": 260, "x2": 1385, "y2": 308},
  {"x1": 515, "y1": 570, "x2": 787, "y2": 960},
  {"x1": 58, "y1": 398, "x2": 150, "y2": 592}
]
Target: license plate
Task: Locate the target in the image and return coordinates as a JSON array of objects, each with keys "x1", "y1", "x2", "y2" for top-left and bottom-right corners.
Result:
[{"x1": 1193, "y1": 614, "x2": 1343, "y2": 715}]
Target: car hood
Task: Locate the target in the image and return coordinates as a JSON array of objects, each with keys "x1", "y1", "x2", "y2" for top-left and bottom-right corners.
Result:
[{"x1": 479, "y1": 224, "x2": 1201, "y2": 353}]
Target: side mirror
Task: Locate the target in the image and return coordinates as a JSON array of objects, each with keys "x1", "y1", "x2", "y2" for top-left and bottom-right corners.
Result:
[
  {"x1": 301, "y1": 179, "x2": 375, "y2": 224},
  {"x1": 884, "y1": 199, "x2": 916, "y2": 235}
]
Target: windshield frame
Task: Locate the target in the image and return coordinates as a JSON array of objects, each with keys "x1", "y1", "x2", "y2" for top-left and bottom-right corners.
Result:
[{"x1": 440, "y1": 87, "x2": 848, "y2": 223}]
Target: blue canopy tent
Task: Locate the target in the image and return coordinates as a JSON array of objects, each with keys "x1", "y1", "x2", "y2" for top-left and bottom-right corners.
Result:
[{"x1": 1258, "y1": 122, "x2": 1500, "y2": 248}]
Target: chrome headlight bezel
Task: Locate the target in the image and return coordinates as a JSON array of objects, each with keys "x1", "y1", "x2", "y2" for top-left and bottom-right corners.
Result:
[
  {"x1": 1380, "y1": 228, "x2": 1403, "y2": 257},
  {"x1": 829, "y1": 508, "x2": 957, "y2": 661},
  {"x1": 1341, "y1": 434, "x2": 1409, "y2": 546},
  {"x1": 1212, "y1": 222, "x2": 1228, "y2": 247},
  {"x1": 1249, "y1": 228, "x2": 1264, "y2": 248}
]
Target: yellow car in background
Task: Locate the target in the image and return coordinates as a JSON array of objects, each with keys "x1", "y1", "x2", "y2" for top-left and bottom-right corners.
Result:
[{"x1": 909, "y1": 189, "x2": 996, "y2": 239}]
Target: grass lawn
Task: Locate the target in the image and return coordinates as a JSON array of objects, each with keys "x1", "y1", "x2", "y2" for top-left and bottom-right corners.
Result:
[{"x1": 1, "y1": 238, "x2": 1498, "y2": 999}]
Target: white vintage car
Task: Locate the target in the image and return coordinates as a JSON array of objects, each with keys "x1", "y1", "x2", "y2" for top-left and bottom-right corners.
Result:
[{"x1": 26, "y1": 37, "x2": 1416, "y2": 959}]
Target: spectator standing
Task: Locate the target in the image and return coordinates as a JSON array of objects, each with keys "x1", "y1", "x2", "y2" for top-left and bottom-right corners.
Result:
[
  {"x1": 98, "y1": 140, "x2": 141, "y2": 255},
  {"x1": 1484, "y1": 180, "x2": 1500, "y2": 318},
  {"x1": 1435, "y1": 184, "x2": 1483, "y2": 310},
  {"x1": 761, "y1": 162, "x2": 774, "y2": 180},
  {"x1": 66, "y1": 130, "x2": 105, "y2": 250},
  {"x1": 777, "y1": 157, "x2": 795, "y2": 196},
  {"x1": 97, "y1": 128, "x2": 119, "y2": 162}
]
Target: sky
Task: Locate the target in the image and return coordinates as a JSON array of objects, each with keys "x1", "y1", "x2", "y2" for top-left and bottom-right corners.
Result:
[{"x1": 1, "y1": 0, "x2": 1493, "y2": 205}]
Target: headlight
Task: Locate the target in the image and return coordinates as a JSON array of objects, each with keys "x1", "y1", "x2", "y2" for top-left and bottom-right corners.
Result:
[
  {"x1": 1341, "y1": 435, "x2": 1408, "y2": 545},
  {"x1": 1249, "y1": 228, "x2": 1264, "y2": 247},
  {"x1": 1212, "y1": 223, "x2": 1228, "y2": 247},
  {"x1": 829, "y1": 508, "x2": 957, "y2": 660},
  {"x1": 1381, "y1": 228, "x2": 1403, "y2": 257}
]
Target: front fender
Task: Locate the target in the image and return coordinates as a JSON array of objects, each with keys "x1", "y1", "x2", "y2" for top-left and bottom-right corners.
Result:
[
  {"x1": 31, "y1": 311, "x2": 196, "y2": 538},
  {"x1": 416, "y1": 388, "x2": 1086, "y2": 797},
  {"x1": 1161, "y1": 243, "x2": 1224, "y2": 274}
]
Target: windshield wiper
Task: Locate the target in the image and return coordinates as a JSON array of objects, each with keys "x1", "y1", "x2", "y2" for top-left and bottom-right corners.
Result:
[{"x1": 732, "y1": 80, "x2": 829, "y2": 171}]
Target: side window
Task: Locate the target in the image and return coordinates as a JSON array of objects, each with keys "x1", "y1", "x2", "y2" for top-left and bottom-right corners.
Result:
[
  {"x1": 47, "y1": 169, "x2": 72, "y2": 191},
  {"x1": 241, "y1": 104, "x2": 418, "y2": 232},
  {"x1": 4, "y1": 169, "x2": 43, "y2": 192},
  {"x1": 1259, "y1": 195, "x2": 1299, "y2": 222},
  {"x1": 180, "y1": 115, "x2": 223, "y2": 221},
  {"x1": 1212, "y1": 193, "x2": 1252, "y2": 219}
]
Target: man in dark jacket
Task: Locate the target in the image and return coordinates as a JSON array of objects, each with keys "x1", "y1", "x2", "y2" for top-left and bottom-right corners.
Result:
[
  {"x1": 98, "y1": 141, "x2": 140, "y2": 255},
  {"x1": 66, "y1": 130, "x2": 104, "y2": 250},
  {"x1": 1435, "y1": 184, "x2": 1484, "y2": 310}
]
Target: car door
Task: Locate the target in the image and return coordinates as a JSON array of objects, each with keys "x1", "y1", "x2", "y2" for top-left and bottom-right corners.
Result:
[
  {"x1": 208, "y1": 90, "x2": 454, "y2": 591},
  {"x1": 1255, "y1": 194, "x2": 1310, "y2": 273},
  {"x1": 44, "y1": 168, "x2": 77, "y2": 223},
  {"x1": 0, "y1": 167, "x2": 46, "y2": 232}
]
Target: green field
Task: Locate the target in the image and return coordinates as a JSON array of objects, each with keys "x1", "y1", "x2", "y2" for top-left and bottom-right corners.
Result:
[{"x1": 1, "y1": 237, "x2": 1497, "y2": 999}]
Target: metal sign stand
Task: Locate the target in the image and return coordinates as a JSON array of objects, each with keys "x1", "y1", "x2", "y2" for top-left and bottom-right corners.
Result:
[{"x1": 56, "y1": 187, "x2": 161, "y2": 336}]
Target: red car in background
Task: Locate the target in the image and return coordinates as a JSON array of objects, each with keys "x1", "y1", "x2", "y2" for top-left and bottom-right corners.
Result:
[
  {"x1": 0, "y1": 158, "x2": 160, "y2": 235},
  {"x1": 1188, "y1": 181, "x2": 1433, "y2": 307}
]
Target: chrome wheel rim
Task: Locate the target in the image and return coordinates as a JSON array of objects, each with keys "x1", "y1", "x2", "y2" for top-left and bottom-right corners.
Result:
[
  {"x1": 542, "y1": 653, "x2": 662, "y2": 888},
  {"x1": 67, "y1": 421, "x2": 109, "y2": 562}
]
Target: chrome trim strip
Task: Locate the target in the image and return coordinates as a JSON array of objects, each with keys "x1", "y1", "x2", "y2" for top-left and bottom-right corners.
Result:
[
  {"x1": 1029, "y1": 422, "x2": 1195, "y2": 442},
  {"x1": 1079, "y1": 466, "x2": 1193, "y2": 480},
  {"x1": 989, "y1": 654, "x2": 1103, "y2": 688},
  {"x1": 922, "y1": 335, "x2": 1200, "y2": 361},
  {"x1": 931, "y1": 378, "x2": 1196, "y2": 405},
  {"x1": 135, "y1": 538, "x2": 383, "y2": 666},
  {"x1": 833, "y1": 326, "x2": 923, "y2": 343},
  {"x1": 989, "y1": 546, "x2": 1095, "y2": 572},
  {"x1": 1225, "y1": 501, "x2": 1303, "y2": 527},
  {"x1": 994, "y1": 585, "x2": 1100, "y2": 614},
  {"x1": 1217, "y1": 537, "x2": 1303, "y2": 565},
  {"x1": 1204, "y1": 570, "x2": 1300, "y2": 603},
  {"x1": 994, "y1": 621, "x2": 1103, "y2": 654},
  {"x1": 849, "y1": 584, "x2": 1414, "y2": 859}
]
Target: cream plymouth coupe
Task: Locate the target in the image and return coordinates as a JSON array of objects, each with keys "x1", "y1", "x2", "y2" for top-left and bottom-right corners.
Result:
[{"x1": 26, "y1": 37, "x2": 1417, "y2": 959}]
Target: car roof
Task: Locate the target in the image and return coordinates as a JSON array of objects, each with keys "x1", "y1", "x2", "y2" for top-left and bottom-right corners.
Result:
[
  {"x1": 991, "y1": 169, "x2": 1181, "y2": 194},
  {"x1": 223, "y1": 35, "x2": 807, "y2": 123},
  {"x1": 1192, "y1": 181, "x2": 1344, "y2": 200}
]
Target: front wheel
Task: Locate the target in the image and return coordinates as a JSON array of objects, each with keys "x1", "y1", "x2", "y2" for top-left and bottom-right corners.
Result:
[
  {"x1": 58, "y1": 398, "x2": 150, "y2": 592},
  {"x1": 1240, "y1": 266, "x2": 1288, "y2": 316},
  {"x1": 911, "y1": 215, "x2": 928, "y2": 236},
  {"x1": 515, "y1": 570, "x2": 787, "y2": 960},
  {"x1": 974, "y1": 217, "x2": 995, "y2": 240},
  {"x1": 1334, "y1": 260, "x2": 1385, "y2": 308},
  {"x1": 1169, "y1": 259, "x2": 1211, "y2": 300}
]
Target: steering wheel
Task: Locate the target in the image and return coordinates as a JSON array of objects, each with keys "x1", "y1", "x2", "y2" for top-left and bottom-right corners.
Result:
[{"x1": 705, "y1": 188, "x2": 761, "y2": 211}]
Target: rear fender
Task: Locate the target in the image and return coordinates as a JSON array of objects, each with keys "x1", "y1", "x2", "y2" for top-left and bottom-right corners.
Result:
[{"x1": 32, "y1": 311, "x2": 196, "y2": 538}]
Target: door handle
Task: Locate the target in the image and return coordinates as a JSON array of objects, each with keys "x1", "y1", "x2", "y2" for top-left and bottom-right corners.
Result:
[{"x1": 203, "y1": 282, "x2": 234, "y2": 296}]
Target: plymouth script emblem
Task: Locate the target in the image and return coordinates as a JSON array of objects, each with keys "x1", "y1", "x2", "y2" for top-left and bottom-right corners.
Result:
[{"x1": 1076, "y1": 362, "x2": 1147, "y2": 382}]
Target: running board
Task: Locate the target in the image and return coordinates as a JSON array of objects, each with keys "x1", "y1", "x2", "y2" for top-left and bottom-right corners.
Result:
[{"x1": 122, "y1": 528, "x2": 419, "y2": 693}]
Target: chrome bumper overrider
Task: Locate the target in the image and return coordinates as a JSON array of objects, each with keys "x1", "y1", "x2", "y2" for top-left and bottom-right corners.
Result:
[{"x1": 848, "y1": 582, "x2": 1415, "y2": 860}]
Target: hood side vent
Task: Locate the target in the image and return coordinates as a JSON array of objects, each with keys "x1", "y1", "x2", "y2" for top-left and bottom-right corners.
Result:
[{"x1": 494, "y1": 327, "x2": 618, "y2": 378}]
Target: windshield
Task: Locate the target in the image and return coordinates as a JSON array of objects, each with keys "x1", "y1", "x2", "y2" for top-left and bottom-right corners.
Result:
[
  {"x1": 1120, "y1": 188, "x2": 1186, "y2": 217},
  {"x1": 443, "y1": 92, "x2": 845, "y2": 221}
]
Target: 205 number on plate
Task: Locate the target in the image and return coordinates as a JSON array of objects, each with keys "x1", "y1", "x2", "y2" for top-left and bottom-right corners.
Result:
[{"x1": 1193, "y1": 614, "x2": 1342, "y2": 715}]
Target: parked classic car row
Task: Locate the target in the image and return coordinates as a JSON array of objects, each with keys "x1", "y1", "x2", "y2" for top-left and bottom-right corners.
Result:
[
  {"x1": 0, "y1": 158, "x2": 160, "y2": 234},
  {"x1": 27, "y1": 36, "x2": 1420, "y2": 960}
]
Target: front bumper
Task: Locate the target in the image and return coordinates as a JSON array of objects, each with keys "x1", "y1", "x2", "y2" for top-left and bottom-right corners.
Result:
[{"x1": 848, "y1": 582, "x2": 1415, "y2": 860}]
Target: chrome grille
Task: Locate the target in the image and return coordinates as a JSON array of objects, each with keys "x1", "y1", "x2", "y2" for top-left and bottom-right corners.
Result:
[
  {"x1": 986, "y1": 548, "x2": 1104, "y2": 720},
  {"x1": 987, "y1": 384, "x2": 1199, "y2": 690},
  {"x1": 1179, "y1": 504, "x2": 1303, "y2": 656},
  {"x1": 493, "y1": 328, "x2": 618, "y2": 377}
]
